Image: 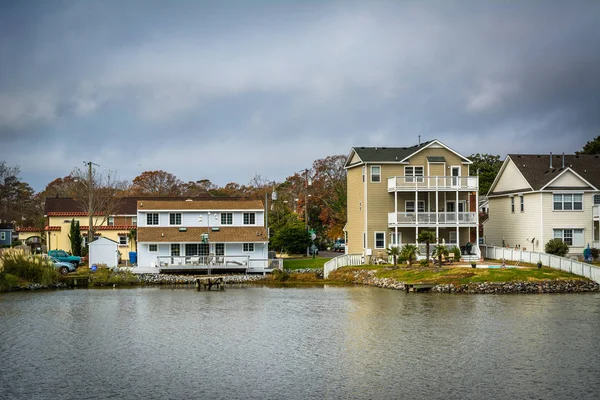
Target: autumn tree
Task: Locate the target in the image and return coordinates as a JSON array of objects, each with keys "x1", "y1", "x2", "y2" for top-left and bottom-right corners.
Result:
[
  {"x1": 131, "y1": 170, "x2": 183, "y2": 196},
  {"x1": 0, "y1": 162, "x2": 39, "y2": 227},
  {"x1": 468, "y1": 153, "x2": 503, "y2": 195},
  {"x1": 310, "y1": 155, "x2": 347, "y2": 241},
  {"x1": 181, "y1": 179, "x2": 218, "y2": 197},
  {"x1": 576, "y1": 135, "x2": 600, "y2": 155}
]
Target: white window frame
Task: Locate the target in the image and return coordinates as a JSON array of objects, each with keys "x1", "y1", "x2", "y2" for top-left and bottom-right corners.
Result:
[
  {"x1": 170, "y1": 243, "x2": 180, "y2": 256},
  {"x1": 169, "y1": 213, "x2": 182, "y2": 225},
  {"x1": 405, "y1": 166, "x2": 424, "y2": 183},
  {"x1": 215, "y1": 243, "x2": 225, "y2": 256},
  {"x1": 405, "y1": 200, "x2": 425, "y2": 213},
  {"x1": 362, "y1": 166, "x2": 366, "y2": 183},
  {"x1": 520, "y1": 196, "x2": 524, "y2": 212},
  {"x1": 132, "y1": 216, "x2": 137, "y2": 226},
  {"x1": 221, "y1": 212, "x2": 233, "y2": 225},
  {"x1": 243, "y1": 213, "x2": 256, "y2": 225},
  {"x1": 108, "y1": 217, "x2": 115, "y2": 226},
  {"x1": 147, "y1": 213, "x2": 159, "y2": 225},
  {"x1": 370, "y1": 166, "x2": 381, "y2": 183},
  {"x1": 118, "y1": 235, "x2": 128, "y2": 246},
  {"x1": 374, "y1": 232, "x2": 385, "y2": 249},
  {"x1": 243, "y1": 243, "x2": 254, "y2": 252},
  {"x1": 389, "y1": 232, "x2": 401, "y2": 246},
  {"x1": 149, "y1": 244, "x2": 158, "y2": 252},
  {"x1": 553, "y1": 229, "x2": 584, "y2": 247},
  {"x1": 511, "y1": 197, "x2": 515, "y2": 213},
  {"x1": 593, "y1": 194, "x2": 600, "y2": 205},
  {"x1": 553, "y1": 193, "x2": 583, "y2": 211}
]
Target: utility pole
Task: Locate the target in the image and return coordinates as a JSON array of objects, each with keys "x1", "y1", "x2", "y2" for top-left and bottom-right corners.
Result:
[{"x1": 305, "y1": 169, "x2": 310, "y2": 257}]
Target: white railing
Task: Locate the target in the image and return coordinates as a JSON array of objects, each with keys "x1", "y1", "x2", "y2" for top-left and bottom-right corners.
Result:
[
  {"x1": 388, "y1": 212, "x2": 477, "y2": 226},
  {"x1": 387, "y1": 176, "x2": 478, "y2": 191},
  {"x1": 156, "y1": 255, "x2": 249, "y2": 268},
  {"x1": 324, "y1": 253, "x2": 364, "y2": 279},
  {"x1": 481, "y1": 245, "x2": 600, "y2": 284}
]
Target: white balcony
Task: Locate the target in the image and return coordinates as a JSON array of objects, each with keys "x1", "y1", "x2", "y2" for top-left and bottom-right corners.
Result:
[
  {"x1": 388, "y1": 212, "x2": 478, "y2": 227},
  {"x1": 387, "y1": 176, "x2": 478, "y2": 192}
]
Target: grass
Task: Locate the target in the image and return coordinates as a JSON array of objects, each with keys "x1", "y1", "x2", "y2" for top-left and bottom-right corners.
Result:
[
  {"x1": 362, "y1": 265, "x2": 586, "y2": 285},
  {"x1": 282, "y1": 257, "x2": 331, "y2": 270}
]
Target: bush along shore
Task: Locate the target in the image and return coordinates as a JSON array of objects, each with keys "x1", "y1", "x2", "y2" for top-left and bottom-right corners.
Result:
[{"x1": 330, "y1": 269, "x2": 600, "y2": 294}]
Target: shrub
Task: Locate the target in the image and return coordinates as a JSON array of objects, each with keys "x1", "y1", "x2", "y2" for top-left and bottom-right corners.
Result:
[
  {"x1": 451, "y1": 246, "x2": 462, "y2": 261},
  {"x1": 89, "y1": 268, "x2": 139, "y2": 286},
  {"x1": 419, "y1": 259, "x2": 429, "y2": 267},
  {"x1": 545, "y1": 238, "x2": 569, "y2": 257},
  {"x1": 591, "y1": 248, "x2": 599, "y2": 261},
  {"x1": 0, "y1": 248, "x2": 57, "y2": 286}
]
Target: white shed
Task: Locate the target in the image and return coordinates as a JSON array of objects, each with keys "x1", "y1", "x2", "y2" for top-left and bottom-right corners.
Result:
[{"x1": 89, "y1": 237, "x2": 119, "y2": 268}]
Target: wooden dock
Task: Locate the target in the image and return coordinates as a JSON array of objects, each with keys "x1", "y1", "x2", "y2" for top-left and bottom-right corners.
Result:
[
  {"x1": 405, "y1": 283, "x2": 435, "y2": 292},
  {"x1": 194, "y1": 277, "x2": 225, "y2": 291},
  {"x1": 59, "y1": 276, "x2": 90, "y2": 288}
]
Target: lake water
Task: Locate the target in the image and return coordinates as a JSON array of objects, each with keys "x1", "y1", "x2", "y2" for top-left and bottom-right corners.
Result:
[{"x1": 1, "y1": 286, "x2": 599, "y2": 399}]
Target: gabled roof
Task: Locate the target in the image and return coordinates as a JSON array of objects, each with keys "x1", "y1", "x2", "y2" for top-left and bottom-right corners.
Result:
[
  {"x1": 137, "y1": 199, "x2": 263, "y2": 211},
  {"x1": 501, "y1": 154, "x2": 600, "y2": 192},
  {"x1": 344, "y1": 139, "x2": 471, "y2": 168}
]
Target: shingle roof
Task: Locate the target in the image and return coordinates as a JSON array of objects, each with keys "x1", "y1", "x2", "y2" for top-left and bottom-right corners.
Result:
[
  {"x1": 137, "y1": 199, "x2": 264, "y2": 211},
  {"x1": 351, "y1": 142, "x2": 433, "y2": 163},
  {"x1": 138, "y1": 226, "x2": 267, "y2": 243},
  {"x1": 506, "y1": 154, "x2": 600, "y2": 191}
]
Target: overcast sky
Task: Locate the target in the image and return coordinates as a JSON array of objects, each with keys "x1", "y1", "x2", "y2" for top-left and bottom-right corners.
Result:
[{"x1": 1, "y1": 0, "x2": 599, "y2": 191}]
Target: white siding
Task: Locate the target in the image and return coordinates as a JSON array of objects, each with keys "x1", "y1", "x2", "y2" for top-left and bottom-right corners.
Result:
[
  {"x1": 543, "y1": 192, "x2": 594, "y2": 255},
  {"x1": 137, "y1": 210, "x2": 264, "y2": 228},
  {"x1": 137, "y1": 243, "x2": 170, "y2": 268},
  {"x1": 546, "y1": 170, "x2": 589, "y2": 188},
  {"x1": 493, "y1": 159, "x2": 531, "y2": 193},
  {"x1": 484, "y1": 193, "x2": 541, "y2": 251}
]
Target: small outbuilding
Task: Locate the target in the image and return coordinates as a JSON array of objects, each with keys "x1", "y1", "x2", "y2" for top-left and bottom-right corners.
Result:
[{"x1": 89, "y1": 237, "x2": 119, "y2": 268}]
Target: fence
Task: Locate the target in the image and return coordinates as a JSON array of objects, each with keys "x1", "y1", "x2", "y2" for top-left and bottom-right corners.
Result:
[
  {"x1": 481, "y1": 245, "x2": 600, "y2": 284},
  {"x1": 324, "y1": 253, "x2": 364, "y2": 279}
]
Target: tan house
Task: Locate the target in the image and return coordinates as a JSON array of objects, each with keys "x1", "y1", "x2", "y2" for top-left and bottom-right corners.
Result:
[
  {"x1": 41, "y1": 197, "x2": 138, "y2": 259},
  {"x1": 344, "y1": 139, "x2": 479, "y2": 260},
  {"x1": 484, "y1": 153, "x2": 600, "y2": 255}
]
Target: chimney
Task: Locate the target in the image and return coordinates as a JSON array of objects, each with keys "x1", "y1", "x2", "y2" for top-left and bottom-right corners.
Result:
[
  {"x1": 550, "y1": 152, "x2": 553, "y2": 168},
  {"x1": 562, "y1": 152, "x2": 565, "y2": 168}
]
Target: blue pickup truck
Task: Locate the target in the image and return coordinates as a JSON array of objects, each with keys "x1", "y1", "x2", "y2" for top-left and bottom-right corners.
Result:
[{"x1": 48, "y1": 250, "x2": 82, "y2": 267}]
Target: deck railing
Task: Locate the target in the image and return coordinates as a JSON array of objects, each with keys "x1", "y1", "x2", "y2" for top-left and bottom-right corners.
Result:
[
  {"x1": 481, "y1": 245, "x2": 600, "y2": 284},
  {"x1": 156, "y1": 255, "x2": 250, "y2": 268},
  {"x1": 387, "y1": 176, "x2": 478, "y2": 191},
  {"x1": 323, "y1": 253, "x2": 364, "y2": 279},
  {"x1": 388, "y1": 212, "x2": 477, "y2": 226}
]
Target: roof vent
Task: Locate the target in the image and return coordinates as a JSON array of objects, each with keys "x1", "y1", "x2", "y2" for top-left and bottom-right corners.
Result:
[
  {"x1": 549, "y1": 152, "x2": 553, "y2": 168},
  {"x1": 562, "y1": 152, "x2": 565, "y2": 168}
]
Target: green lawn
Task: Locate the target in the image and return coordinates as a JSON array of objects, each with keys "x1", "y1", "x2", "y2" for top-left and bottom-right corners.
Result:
[
  {"x1": 341, "y1": 265, "x2": 585, "y2": 284},
  {"x1": 282, "y1": 257, "x2": 331, "y2": 270}
]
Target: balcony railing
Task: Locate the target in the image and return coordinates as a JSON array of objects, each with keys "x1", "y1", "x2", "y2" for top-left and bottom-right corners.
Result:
[
  {"x1": 387, "y1": 176, "x2": 478, "y2": 191},
  {"x1": 156, "y1": 255, "x2": 249, "y2": 268},
  {"x1": 388, "y1": 212, "x2": 478, "y2": 226}
]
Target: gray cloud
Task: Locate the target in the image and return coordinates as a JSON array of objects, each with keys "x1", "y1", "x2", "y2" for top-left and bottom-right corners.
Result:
[{"x1": 1, "y1": 0, "x2": 599, "y2": 191}]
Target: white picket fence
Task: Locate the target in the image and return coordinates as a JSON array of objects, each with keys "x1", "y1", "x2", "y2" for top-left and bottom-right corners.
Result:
[
  {"x1": 324, "y1": 253, "x2": 364, "y2": 279},
  {"x1": 481, "y1": 245, "x2": 600, "y2": 284}
]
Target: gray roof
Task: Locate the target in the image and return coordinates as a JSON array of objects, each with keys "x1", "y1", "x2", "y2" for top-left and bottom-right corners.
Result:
[
  {"x1": 350, "y1": 141, "x2": 433, "y2": 163},
  {"x1": 506, "y1": 154, "x2": 600, "y2": 191}
]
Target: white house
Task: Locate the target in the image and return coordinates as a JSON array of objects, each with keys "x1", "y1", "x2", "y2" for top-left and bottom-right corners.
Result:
[
  {"x1": 136, "y1": 198, "x2": 271, "y2": 273},
  {"x1": 484, "y1": 153, "x2": 600, "y2": 255}
]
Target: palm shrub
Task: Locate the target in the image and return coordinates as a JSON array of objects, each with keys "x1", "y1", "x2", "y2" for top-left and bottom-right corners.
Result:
[
  {"x1": 387, "y1": 246, "x2": 401, "y2": 266},
  {"x1": 450, "y1": 246, "x2": 461, "y2": 261},
  {"x1": 400, "y1": 244, "x2": 419, "y2": 267},
  {"x1": 432, "y1": 244, "x2": 449, "y2": 267},
  {"x1": 0, "y1": 248, "x2": 57, "y2": 286},
  {"x1": 545, "y1": 238, "x2": 569, "y2": 257},
  {"x1": 418, "y1": 230, "x2": 436, "y2": 265}
]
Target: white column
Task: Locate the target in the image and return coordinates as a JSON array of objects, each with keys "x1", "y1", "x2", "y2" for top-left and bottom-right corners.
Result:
[{"x1": 394, "y1": 191, "x2": 398, "y2": 246}]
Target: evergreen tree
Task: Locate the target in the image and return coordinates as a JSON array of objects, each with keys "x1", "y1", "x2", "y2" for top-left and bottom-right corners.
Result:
[{"x1": 68, "y1": 219, "x2": 83, "y2": 256}]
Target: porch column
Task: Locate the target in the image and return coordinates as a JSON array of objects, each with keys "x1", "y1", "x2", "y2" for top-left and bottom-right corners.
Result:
[
  {"x1": 475, "y1": 189, "x2": 479, "y2": 257},
  {"x1": 394, "y1": 191, "x2": 398, "y2": 246},
  {"x1": 415, "y1": 188, "x2": 419, "y2": 245}
]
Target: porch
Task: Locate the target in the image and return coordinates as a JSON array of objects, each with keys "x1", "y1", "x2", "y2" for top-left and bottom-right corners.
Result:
[
  {"x1": 388, "y1": 176, "x2": 478, "y2": 192},
  {"x1": 388, "y1": 212, "x2": 478, "y2": 227}
]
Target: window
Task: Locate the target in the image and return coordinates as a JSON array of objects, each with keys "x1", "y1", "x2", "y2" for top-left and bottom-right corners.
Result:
[
  {"x1": 520, "y1": 196, "x2": 524, "y2": 212},
  {"x1": 243, "y1": 243, "x2": 254, "y2": 252},
  {"x1": 375, "y1": 232, "x2": 385, "y2": 249},
  {"x1": 362, "y1": 166, "x2": 366, "y2": 183},
  {"x1": 221, "y1": 213, "x2": 233, "y2": 225},
  {"x1": 363, "y1": 232, "x2": 366, "y2": 249},
  {"x1": 169, "y1": 213, "x2": 182, "y2": 225},
  {"x1": 243, "y1": 213, "x2": 256, "y2": 225},
  {"x1": 553, "y1": 194, "x2": 583, "y2": 211},
  {"x1": 594, "y1": 194, "x2": 600, "y2": 205},
  {"x1": 370, "y1": 166, "x2": 381, "y2": 183},
  {"x1": 171, "y1": 244, "x2": 180, "y2": 256},
  {"x1": 0, "y1": 232, "x2": 5, "y2": 241},
  {"x1": 215, "y1": 243, "x2": 225, "y2": 256},
  {"x1": 118, "y1": 235, "x2": 128, "y2": 246},
  {"x1": 149, "y1": 244, "x2": 158, "y2": 252},
  {"x1": 406, "y1": 201, "x2": 425, "y2": 213},
  {"x1": 553, "y1": 229, "x2": 584, "y2": 247},
  {"x1": 147, "y1": 213, "x2": 159, "y2": 225},
  {"x1": 359, "y1": 201, "x2": 362, "y2": 211},
  {"x1": 511, "y1": 197, "x2": 515, "y2": 213},
  {"x1": 185, "y1": 243, "x2": 209, "y2": 256},
  {"x1": 108, "y1": 217, "x2": 114, "y2": 226},
  {"x1": 132, "y1": 216, "x2": 137, "y2": 226},
  {"x1": 405, "y1": 166, "x2": 424, "y2": 183},
  {"x1": 390, "y1": 232, "x2": 401, "y2": 246}
]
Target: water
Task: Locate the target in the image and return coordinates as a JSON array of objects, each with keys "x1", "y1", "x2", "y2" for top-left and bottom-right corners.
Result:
[{"x1": 1, "y1": 286, "x2": 599, "y2": 399}]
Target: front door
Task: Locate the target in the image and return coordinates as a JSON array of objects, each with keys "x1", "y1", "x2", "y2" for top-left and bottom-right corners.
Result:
[{"x1": 451, "y1": 166, "x2": 460, "y2": 187}]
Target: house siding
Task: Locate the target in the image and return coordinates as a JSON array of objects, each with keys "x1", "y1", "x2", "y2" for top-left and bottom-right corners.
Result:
[
  {"x1": 346, "y1": 165, "x2": 365, "y2": 253},
  {"x1": 547, "y1": 171, "x2": 590, "y2": 188},
  {"x1": 485, "y1": 194, "x2": 541, "y2": 251},
  {"x1": 493, "y1": 159, "x2": 530, "y2": 193}
]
